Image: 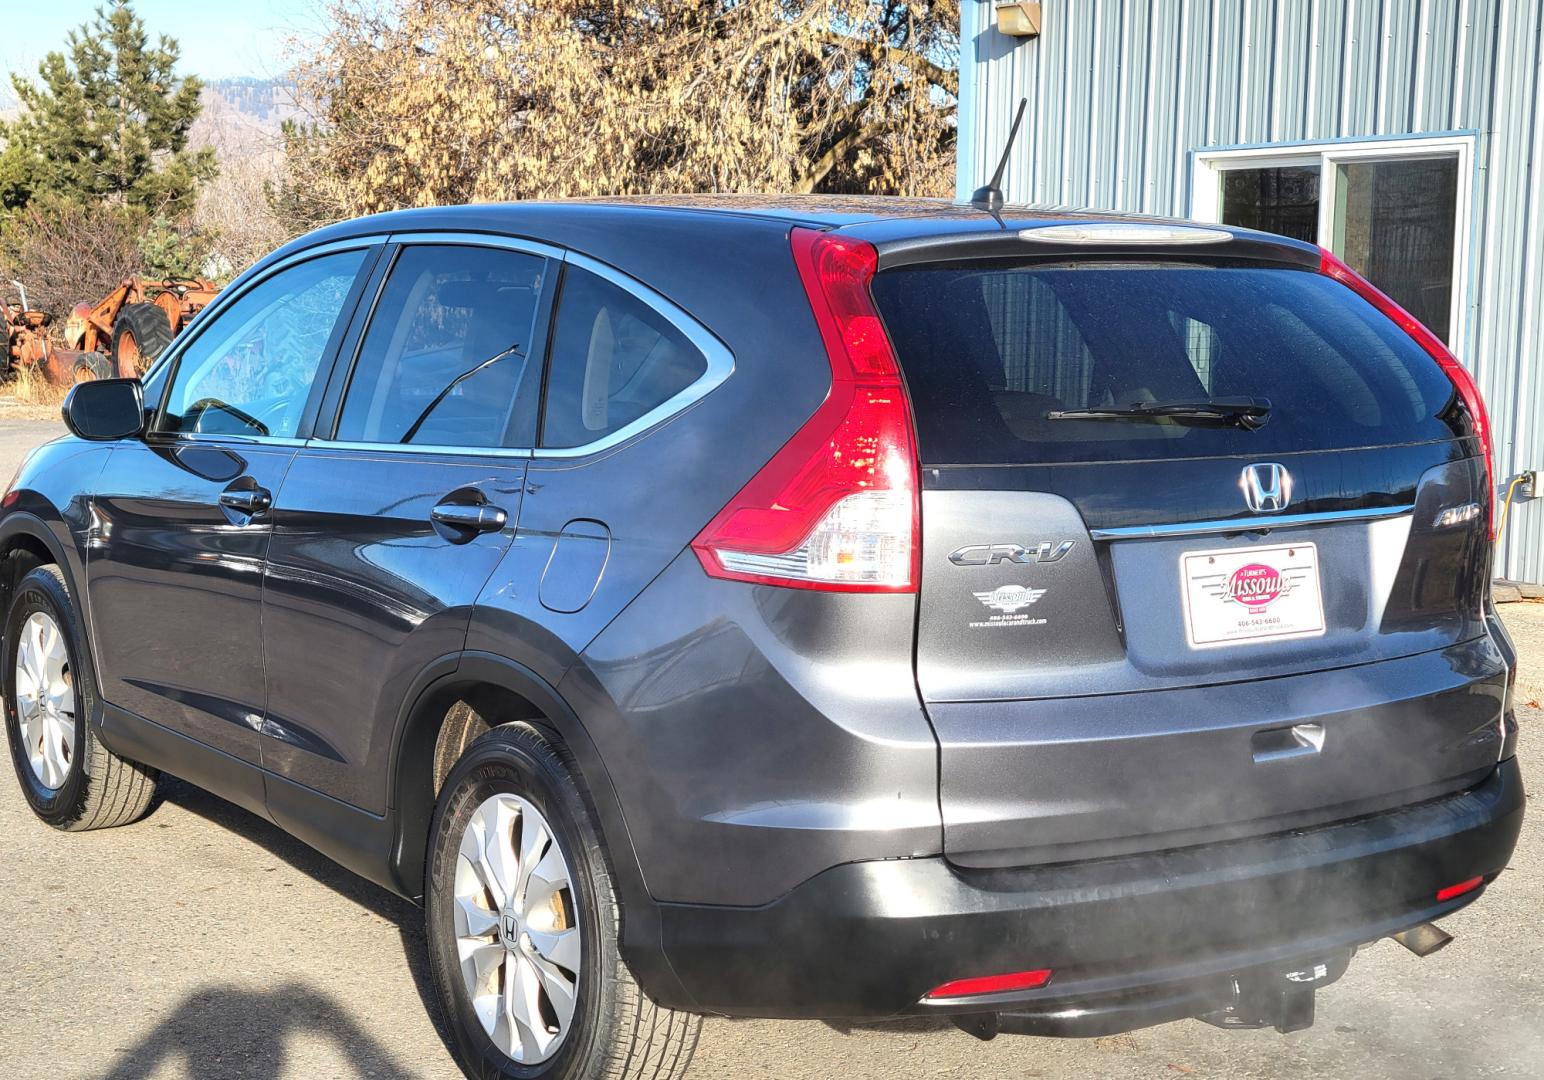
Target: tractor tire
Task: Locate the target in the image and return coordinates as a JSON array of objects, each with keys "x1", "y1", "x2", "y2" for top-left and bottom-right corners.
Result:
[
  {"x1": 71, "y1": 353, "x2": 113, "y2": 383},
  {"x1": 111, "y1": 303, "x2": 175, "y2": 378}
]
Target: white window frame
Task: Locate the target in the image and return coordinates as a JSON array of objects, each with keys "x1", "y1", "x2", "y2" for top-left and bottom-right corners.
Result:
[{"x1": 1190, "y1": 134, "x2": 1476, "y2": 357}]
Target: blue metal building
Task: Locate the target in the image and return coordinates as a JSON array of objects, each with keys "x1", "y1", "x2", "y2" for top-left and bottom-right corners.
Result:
[{"x1": 958, "y1": 0, "x2": 1543, "y2": 583}]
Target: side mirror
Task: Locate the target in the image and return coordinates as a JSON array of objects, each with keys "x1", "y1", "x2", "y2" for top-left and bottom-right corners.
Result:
[{"x1": 62, "y1": 378, "x2": 145, "y2": 441}]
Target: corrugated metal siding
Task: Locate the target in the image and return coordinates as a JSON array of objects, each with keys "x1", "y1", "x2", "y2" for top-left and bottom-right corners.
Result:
[{"x1": 959, "y1": 0, "x2": 1544, "y2": 584}]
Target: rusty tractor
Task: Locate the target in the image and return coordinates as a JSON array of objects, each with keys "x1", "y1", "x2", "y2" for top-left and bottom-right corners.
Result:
[{"x1": 3, "y1": 276, "x2": 220, "y2": 385}]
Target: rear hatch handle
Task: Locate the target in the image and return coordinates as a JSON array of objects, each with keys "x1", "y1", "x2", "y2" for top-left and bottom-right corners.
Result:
[{"x1": 1251, "y1": 722, "x2": 1326, "y2": 764}]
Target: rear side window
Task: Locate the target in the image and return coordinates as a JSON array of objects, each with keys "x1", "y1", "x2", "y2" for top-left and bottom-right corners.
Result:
[
  {"x1": 540, "y1": 266, "x2": 707, "y2": 449},
  {"x1": 336, "y1": 245, "x2": 545, "y2": 447},
  {"x1": 870, "y1": 262, "x2": 1461, "y2": 464}
]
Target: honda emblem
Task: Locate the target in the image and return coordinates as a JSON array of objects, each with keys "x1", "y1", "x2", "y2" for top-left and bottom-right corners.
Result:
[{"x1": 1241, "y1": 462, "x2": 1292, "y2": 514}]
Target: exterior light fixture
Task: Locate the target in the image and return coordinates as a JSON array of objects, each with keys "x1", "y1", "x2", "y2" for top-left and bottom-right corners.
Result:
[{"x1": 995, "y1": 2, "x2": 1043, "y2": 37}]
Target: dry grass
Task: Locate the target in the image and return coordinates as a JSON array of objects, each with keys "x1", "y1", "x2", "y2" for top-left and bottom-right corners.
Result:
[{"x1": 0, "y1": 365, "x2": 71, "y2": 421}]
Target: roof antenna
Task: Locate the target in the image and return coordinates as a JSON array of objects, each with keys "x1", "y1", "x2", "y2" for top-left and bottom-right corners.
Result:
[{"x1": 971, "y1": 97, "x2": 1028, "y2": 219}]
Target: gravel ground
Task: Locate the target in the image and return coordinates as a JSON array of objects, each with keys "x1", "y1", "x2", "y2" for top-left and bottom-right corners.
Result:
[{"x1": 0, "y1": 420, "x2": 1538, "y2": 1080}]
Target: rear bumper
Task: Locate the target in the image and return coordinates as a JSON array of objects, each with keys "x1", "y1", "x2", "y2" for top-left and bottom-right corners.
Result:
[{"x1": 648, "y1": 756, "x2": 1524, "y2": 1022}]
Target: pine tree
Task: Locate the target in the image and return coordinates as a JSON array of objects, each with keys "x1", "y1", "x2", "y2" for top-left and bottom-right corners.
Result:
[{"x1": 1, "y1": 1, "x2": 216, "y2": 215}]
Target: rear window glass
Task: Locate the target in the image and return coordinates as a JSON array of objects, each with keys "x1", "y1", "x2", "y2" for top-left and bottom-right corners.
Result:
[{"x1": 870, "y1": 262, "x2": 1461, "y2": 464}]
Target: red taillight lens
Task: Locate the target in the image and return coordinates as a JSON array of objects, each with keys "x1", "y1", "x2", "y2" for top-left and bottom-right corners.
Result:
[
  {"x1": 1319, "y1": 249, "x2": 1495, "y2": 539},
  {"x1": 1436, "y1": 875, "x2": 1485, "y2": 902},
  {"x1": 690, "y1": 228, "x2": 920, "y2": 592},
  {"x1": 925, "y1": 968, "x2": 1053, "y2": 1000}
]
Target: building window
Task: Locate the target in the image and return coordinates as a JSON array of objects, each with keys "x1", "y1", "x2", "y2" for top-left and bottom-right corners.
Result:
[
  {"x1": 1219, "y1": 165, "x2": 1322, "y2": 245},
  {"x1": 1191, "y1": 135, "x2": 1473, "y2": 352}
]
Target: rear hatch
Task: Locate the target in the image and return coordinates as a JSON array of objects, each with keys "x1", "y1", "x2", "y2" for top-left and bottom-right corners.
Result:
[{"x1": 869, "y1": 231, "x2": 1502, "y2": 868}]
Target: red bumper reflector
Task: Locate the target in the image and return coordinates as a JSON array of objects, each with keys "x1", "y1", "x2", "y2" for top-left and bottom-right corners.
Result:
[
  {"x1": 1436, "y1": 876, "x2": 1485, "y2": 902},
  {"x1": 924, "y1": 968, "x2": 1053, "y2": 1000}
]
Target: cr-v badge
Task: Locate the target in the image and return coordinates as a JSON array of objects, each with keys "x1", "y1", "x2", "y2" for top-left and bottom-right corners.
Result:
[
  {"x1": 1241, "y1": 462, "x2": 1292, "y2": 513},
  {"x1": 949, "y1": 540, "x2": 1075, "y2": 566}
]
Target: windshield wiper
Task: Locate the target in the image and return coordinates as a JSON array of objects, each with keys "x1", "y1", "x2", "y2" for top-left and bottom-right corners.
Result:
[
  {"x1": 1046, "y1": 396, "x2": 1272, "y2": 430},
  {"x1": 399, "y1": 342, "x2": 524, "y2": 444}
]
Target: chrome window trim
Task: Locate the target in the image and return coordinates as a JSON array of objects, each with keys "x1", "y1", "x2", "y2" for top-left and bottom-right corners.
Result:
[
  {"x1": 303, "y1": 438, "x2": 533, "y2": 460},
  {"x1": 1088, "y1": 505, "x2": 1415, "y2": 540},
  {"x1": 193, "y1": 231, "x2": 735, "y2": 461},
  {"x1": 532, "y1": 251, "x2": 735, "y2": 459},
  {"x1": 308, "y1": 241, "x2": 735, "y2": 460},
  {"x1": 144, "y1": 432, "x2": 310, "y2": 450},
  {"x1": 383, "y1": 231, "x2": 566, "y2": 262}
]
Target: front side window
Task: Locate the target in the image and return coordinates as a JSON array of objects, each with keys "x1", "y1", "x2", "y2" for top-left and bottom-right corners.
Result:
[
  {"x1": 540, "y1": 266, "x2": 707, "y2": 449},
  {"x1": 158, "y1": 249, "x2": 368, "y2": 438},
  {"x1": 335, "y1": 245, "x2": 547, "y2": 447}
]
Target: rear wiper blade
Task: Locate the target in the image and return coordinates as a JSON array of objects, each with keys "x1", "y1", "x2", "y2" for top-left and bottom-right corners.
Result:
[{"x1": 1046, "y1": 396, "x2": 1272, "y2": 430}]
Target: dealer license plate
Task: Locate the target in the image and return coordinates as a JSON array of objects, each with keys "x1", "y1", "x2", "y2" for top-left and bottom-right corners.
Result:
[{"x1": 1180, "y1": 543, "x2": 1326, "y2": 649}]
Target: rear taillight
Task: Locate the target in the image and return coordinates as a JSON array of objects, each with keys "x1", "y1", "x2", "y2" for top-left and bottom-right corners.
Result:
[
  {"x1": 1319, "y1": 249, "x2": 1496, "y2": 539},
  {"x1": 690, "y1": 228, "x2": 919, "y2": 592}
]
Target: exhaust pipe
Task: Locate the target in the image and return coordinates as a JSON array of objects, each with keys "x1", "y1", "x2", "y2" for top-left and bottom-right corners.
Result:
[
  {"x1": 1390, "y1": 922, "x2": 1453, "y2": 958},
  {"x1": 950, "y1": 1013, "x2": 999, "y2": 1041}
]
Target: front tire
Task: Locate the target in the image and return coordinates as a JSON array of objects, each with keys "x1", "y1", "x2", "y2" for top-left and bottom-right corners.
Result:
[
  {"x1": 426, "y1": 723, "x2": 700, "y2": 1080},
  {"x1": 2, "y1": 564, "x2": 159, "y2": 830}
]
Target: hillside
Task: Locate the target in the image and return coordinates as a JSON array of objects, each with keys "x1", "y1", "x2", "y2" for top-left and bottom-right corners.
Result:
[{"x1": 191, "y1": 77, "x2": 297, "y2": 156}]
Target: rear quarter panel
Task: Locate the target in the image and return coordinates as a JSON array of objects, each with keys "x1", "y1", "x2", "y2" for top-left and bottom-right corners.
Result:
[{"x1": 465, "y1": 212, "x2": 943, "y2": 905}]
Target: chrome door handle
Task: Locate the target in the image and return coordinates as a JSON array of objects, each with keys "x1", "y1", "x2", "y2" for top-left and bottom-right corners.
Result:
[
  {"x1": 431, "y1": 502, "x2": 507, "y2": 533},
  {"x1": 219, "y1": 486, "x2": 271, "y2": 515}
]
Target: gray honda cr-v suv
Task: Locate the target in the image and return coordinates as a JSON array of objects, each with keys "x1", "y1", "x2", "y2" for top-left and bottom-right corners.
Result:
[{"x1": 0, "y1": 197, "x2": 1524, "y2": 1080}]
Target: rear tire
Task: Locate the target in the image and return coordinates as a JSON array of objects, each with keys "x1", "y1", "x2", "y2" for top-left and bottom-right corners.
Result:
[
  {"x1": 2, "y1": 564, "x2": 159, "y2": 830},
  {"x1": 425, "y1": 723, "x2": 700, "y2": 1080},
  {"x1": 111, "y1": 303, "x2": 175, "y2": 378}
]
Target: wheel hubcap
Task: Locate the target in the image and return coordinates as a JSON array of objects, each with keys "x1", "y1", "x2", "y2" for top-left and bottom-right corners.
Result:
[
  {"x1": 14, "y1": 611, "x2": 74, "y2": 790},
  {"x1": 454, "y1": 793, "x2": 580, "y2": 1065}
]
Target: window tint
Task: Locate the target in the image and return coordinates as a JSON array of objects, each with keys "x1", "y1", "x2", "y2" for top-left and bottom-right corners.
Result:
[
  {"x1": 870, "y1": 262, "x2": 1461, "y2": 465},
  {"x1": 540, "y1": 267, "x2": 707, "y2": 449},
  {"x1": 159, "y1": 249, "x2": 367, "y2": 438},
  {"x1": 336, "y1": 245, "x2": 546, "y2": 447}
]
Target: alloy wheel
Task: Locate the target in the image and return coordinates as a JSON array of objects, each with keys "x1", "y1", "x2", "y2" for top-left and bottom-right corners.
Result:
[
  {"x1": 14, "y1": 611, "x2": 75, "y2": 790},
  {"x1": 454, "y1": 793, "x2": 581, "y2": 1065}
]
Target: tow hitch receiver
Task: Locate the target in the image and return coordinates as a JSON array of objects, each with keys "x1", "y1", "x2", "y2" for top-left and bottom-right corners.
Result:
[{"x1": 1198, "y1": 950, "x2": 1352, "y2": 1034}]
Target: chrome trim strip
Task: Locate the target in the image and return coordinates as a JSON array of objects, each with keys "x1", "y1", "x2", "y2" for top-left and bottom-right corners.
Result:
[
  {"x1": 148, "y1": 433, "x2": 310, "y2": 450},
  {"x1": 304, "y1": 438, "x2": 532, "y2": 460},
  {"x1": 531, "y1": 251, "x2": 735, "y2": 459},
  {"x1": 1089, "y1": 505, "x2": 1415, "y2": 540},
  {"x1": 384, "y1": 231, "x2": 566, "y2": 261}
]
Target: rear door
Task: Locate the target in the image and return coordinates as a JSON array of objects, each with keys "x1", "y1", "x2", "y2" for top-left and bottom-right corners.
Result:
[
  {"x1": 870, "y1": 248, "x2": 1499, "y2": 865},
  {"x1": 259, "y1": 239, "x2": 554, "y2": 815}
]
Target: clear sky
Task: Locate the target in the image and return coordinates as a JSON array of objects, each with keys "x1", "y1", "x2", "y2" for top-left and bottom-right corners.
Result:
[{"x1": 1, "y1": 0, "x2": 325, "y2": 86}]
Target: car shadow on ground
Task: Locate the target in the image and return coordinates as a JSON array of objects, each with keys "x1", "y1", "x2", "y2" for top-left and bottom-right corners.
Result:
[
  {"x1": 141, "y1": 778, "x2": 452, "y2": 1061},
  {"x1": 90, "y1": 981, "x2": 417, "y2": 1080}
]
